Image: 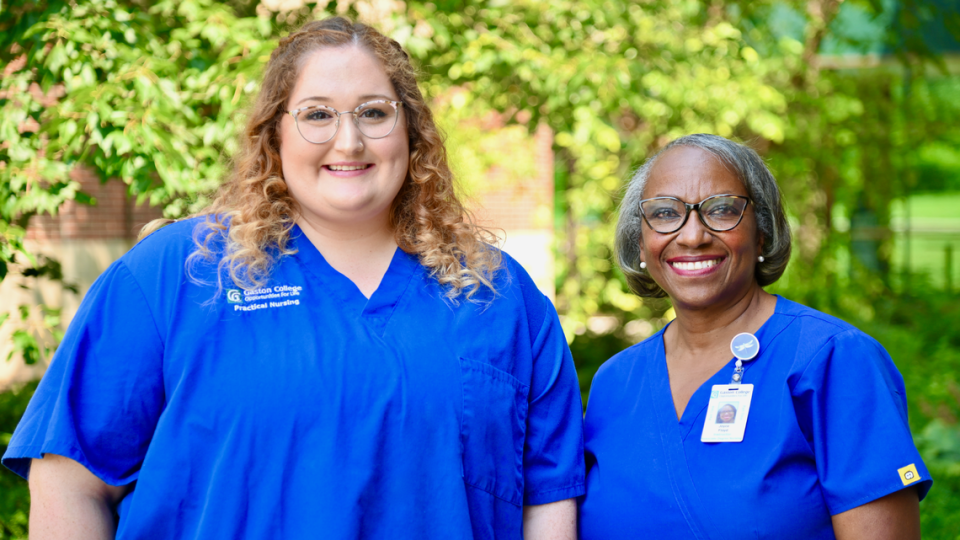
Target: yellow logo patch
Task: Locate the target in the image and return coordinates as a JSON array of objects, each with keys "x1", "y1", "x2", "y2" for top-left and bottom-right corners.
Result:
[{"x1": 898, "y1": 464, "x2": 920, "y2": 486}]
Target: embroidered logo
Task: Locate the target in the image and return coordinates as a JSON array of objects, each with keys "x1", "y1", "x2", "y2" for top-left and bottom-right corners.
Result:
[
  {"x1": 898, "y1": 464, "x2": 920, "y2": 486},
  {"x1": 229, "y1": 284, "x2": 304, "y2": 312}
]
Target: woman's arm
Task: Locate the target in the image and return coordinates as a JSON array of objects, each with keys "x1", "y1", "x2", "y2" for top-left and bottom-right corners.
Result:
[
  {"x1": 831, "y1": 487, "x2": 920, "y2": 540},
  {"x1": 28, "y1": 454, "x2": 131, "y2": 540},
  {"x1": 523, "y1": 498, "x2": 577, "y2": 540}
]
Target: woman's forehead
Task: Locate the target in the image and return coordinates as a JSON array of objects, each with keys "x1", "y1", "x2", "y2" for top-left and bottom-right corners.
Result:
[
  {"x1": 288, "y1": 45, "x2": 396, "y2": 107},
  {"x1": 645, "y1": 146, "x2": 746, "y2": 199}
]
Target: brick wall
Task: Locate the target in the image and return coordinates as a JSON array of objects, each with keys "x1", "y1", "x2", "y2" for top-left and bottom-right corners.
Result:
[
  {"x1": 26, "y1": 166, "x2": 163, "y2": 241},
  {"x1": 471, "y1": 123, "x2": 554, "y2": 231},
  {"x1": 469, "y1": 123, "x2": 556, "y2": 299},
  {"x1": 1, "y1": 168, "x2": 165, "y2": 389}
]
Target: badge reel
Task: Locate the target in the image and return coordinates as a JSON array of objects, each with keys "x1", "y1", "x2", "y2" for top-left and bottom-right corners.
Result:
[{"x1": 701, "y1": 332, "x2": 759, "y2": 443}]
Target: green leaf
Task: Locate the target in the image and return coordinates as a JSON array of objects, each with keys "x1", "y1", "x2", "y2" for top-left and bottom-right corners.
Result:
[
  {"x1": 73, "y1": 191, "x2": 95, "y2": 205},
  {"x1": 10, "y1": 329, "x2": 40, "y2": 365}
]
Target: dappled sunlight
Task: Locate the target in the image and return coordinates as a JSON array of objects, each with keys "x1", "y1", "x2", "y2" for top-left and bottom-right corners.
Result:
[{"x1": 2, "y1": 0, "x2": 960, "y2": 535}]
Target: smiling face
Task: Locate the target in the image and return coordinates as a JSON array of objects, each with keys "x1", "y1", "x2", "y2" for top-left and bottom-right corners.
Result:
[
  {"x1": 718, "y1": 405, "x2": 736, "y2": 423},
  {"x1": 638, "y1": 145, "x2": 763, "y2": 311},
  {"x1": 279, "y1": 45, "x2": 409, "y2": 232}
]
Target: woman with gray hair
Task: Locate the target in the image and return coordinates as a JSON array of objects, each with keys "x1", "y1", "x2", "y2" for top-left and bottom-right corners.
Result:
[{"x1": 578, "y1": 134, "x2": 930, "y2": 539}]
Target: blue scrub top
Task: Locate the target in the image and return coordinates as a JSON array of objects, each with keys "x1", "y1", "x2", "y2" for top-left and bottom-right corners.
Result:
[
  {"x1": 3, "y1": 218, "x2": 585, "y2": 539},
  {"x1": 579, "y1": 297, "x2": 931, "y2": 540}
]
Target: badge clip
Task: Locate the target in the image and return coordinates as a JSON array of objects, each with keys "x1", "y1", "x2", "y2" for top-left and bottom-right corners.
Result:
[{"x1": 729, "y1": 332, "x2": 759, "y2": 385}]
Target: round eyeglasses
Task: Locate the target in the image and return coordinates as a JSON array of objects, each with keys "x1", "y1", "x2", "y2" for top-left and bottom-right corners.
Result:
[
  {"x1": 286, "y1": 99, "x2": 404, "y2": 144},
  {"x1": 638, "y1": 194, "x2": 751, "y2": 234}
]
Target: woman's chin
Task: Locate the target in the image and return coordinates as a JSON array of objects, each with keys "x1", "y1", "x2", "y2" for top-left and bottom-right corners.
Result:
[
  {"x1": 299, "y1": 199, "x2": 393, "y2": 228},
  {"x1": 659, "y1": 277, "x2": 724, "y2": 306},
  {"x1": 665, "y1": 283, "x2": 756, "y2": 312}
]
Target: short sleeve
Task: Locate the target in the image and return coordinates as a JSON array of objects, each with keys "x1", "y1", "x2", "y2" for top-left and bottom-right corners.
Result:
[
  {"x1": 2, "y1": 260, "x2": 165, "y2": 485},
  {"x1": 522, "y1": 298, "x2": 586, "y2": 505},
  {"x1": 791, "y1": 329, "x2": 932, "y2": 514}
]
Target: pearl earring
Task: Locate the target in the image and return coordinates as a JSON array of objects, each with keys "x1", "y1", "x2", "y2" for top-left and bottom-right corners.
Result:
[
  {"x1": 758, "y1": 256, "x2": 765, "y2": 263},
  {"x1": 640, "y1": 262, "x2": 647, "y2": 269}
]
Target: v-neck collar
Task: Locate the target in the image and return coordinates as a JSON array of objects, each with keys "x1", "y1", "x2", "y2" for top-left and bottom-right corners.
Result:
[
  {"x1": 289, "y1": 224, "x2": 421, "y2": 335},
  {"x1": 656, "y1": 295, "x2": 793, "y2": 440},
  {"x1": 649, "y1": 335, "x2": 714, "y2": 540},
  {"x1": 646, "y1": 296, "x2": 795, "y2": 540}
]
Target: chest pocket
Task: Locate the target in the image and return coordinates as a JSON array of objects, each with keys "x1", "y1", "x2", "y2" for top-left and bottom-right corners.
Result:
[{"x1": 458, "y1": 357, "x2": 529, "y2": 506}]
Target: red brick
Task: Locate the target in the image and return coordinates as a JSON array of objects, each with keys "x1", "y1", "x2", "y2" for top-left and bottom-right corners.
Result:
[{"x1": 25, "y1": 166, "x2": 163, "y2": 241}]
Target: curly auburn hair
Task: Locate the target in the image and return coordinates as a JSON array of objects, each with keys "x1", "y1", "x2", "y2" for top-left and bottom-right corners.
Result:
[{"x1": 184, "y1": 17, "x2": 500, "y2": 299}]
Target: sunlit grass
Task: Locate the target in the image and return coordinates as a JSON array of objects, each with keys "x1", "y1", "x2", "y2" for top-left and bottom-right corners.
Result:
[{"x1": 890, "y1": 193, "x2": 960, "y2": 289}]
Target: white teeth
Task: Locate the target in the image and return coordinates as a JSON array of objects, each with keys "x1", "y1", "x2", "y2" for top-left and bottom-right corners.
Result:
[
  {"x1": 671, "y1": 259, "x2": 721, "y2": 270},
  {"x1": 328, "y1": 165, "x2": 367, "y2": 171}
]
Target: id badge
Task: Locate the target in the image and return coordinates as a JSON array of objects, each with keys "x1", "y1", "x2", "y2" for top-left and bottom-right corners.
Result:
[{"x1": 701, "y1": 384, "x2": 754, "y2": 443}]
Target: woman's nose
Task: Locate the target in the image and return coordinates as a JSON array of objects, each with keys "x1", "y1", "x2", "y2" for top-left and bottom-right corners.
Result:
[
  {"x1": 675, "y1": 210, "x2": 711, "y2": 247},
  {"x1": 333, "y1": 113, "x2": 364, "y2": 154}
]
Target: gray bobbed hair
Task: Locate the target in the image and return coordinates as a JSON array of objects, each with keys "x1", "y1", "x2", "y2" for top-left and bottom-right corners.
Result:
[{"x1": 615, "y1": 134, "x2": 792, "y2": 298}]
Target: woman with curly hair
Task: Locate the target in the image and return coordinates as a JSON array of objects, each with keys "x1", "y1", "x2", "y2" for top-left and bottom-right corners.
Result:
[{"x1": 3, "y1": 17, "x2": 583, "y2": 540}]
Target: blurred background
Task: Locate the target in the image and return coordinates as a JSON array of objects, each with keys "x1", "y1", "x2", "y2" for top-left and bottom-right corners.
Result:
[{"x1": 1, "y1": 0, "x2": 958, "y2": 536}]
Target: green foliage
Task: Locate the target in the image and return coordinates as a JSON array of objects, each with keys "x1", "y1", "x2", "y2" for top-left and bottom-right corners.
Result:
[
  {"x1": 406, "y1": 0, "x2": 798, "y2": 332},
  {"x1": 1, "y1": 0, "x2": 959, "y2": 534},
  {"x1": 0, "y1": 0, "x2": 277, "y2": 365},
  {"x1": 912, "y1": 78, "x2": 960, "y2": 193},
  {"x1": 3, "y1": 305, "x2": 62, "y2": 365},
  {"x1": 2, "y1": 0, "x2": 956, "y2": 335},
  {"x1": 0, "y1": 0, "x2": 277, "y2": 219},
  {"x1": 919, "y1": 466, "x2": 960, "y2": 540},
  {"x1": 0, "y1": 381, "x2": 36, "y2": 540},
  {"x1": 854, "y1": 287, "x2": 960, "y2": 539},
  {"x1": 431, "y1": 90, "x2": 540, "y2": 200}
]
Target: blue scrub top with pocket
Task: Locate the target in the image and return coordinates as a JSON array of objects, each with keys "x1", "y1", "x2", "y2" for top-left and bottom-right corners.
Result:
[
  {"x1": 3, "y1": 218, "x2": 585, "y2": 539},
  {"x1": 579, "y1": 296, "x2": 931, "y2": 540}
]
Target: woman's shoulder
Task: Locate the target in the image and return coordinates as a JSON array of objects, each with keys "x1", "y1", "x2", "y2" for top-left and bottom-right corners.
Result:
[
  {"x1": 484, "y1": 249, "x2": 550, "y2": 328},
  {"x1": 775, "y1": 296, "x2": 852, "y2": 328},
  {"x1": 592, "y1": 328, "x2": 665, "y2": 385},
  {"x1": 121, "y1": 216, "x2": 213, "y2": 273},
  {"x1": 459, "y1": 248, "x2": 542, "y2": 308},
  {"x1": 495, "y1": 250, "x2": 538, "y2": 293},
  {"x1": 774, "y1": 296, "x2": 879, "y2": 347},
  {"x1": 773, "y1": 297, "x2": 893, "y2": 382},
  {"x1": 131, "y1": 216, "x2": 208, "y2": 247}
]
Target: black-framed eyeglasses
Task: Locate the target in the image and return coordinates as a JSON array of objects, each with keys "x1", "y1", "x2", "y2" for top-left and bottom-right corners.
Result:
[
  {"x1": 285, "y1": 99, "x2": 404, "y2": 144},
  {"x1": 638, "y1": 194, "x2": 751, "y2": 234}
]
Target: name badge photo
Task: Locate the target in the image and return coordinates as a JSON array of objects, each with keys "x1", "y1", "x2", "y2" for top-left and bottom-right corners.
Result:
[{"x1": 701, "y1": 384, "x2": 754, "y2": 443}]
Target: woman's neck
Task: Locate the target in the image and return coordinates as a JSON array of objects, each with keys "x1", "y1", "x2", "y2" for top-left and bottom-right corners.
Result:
[
  {"x1": 296, "y1": 215, "x2": 399, "y2": 298},
  {"x1": 661, "y1": 285, "x2": 777, "y2": 419},
  {"x1": 665, "y1": 286, "x2": 776, "y2": 357}
]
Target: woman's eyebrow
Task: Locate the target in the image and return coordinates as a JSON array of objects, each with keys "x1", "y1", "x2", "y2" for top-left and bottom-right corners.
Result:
[
  {"x1": 358, "y1": 93, "x2": 395, "y2": 101},
  {"x1": 293, "y1": 94, "x2": 396, "y2": 107},
  {"x1": 294, "y1": 96, "x2": 330, "y2": 106}
]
